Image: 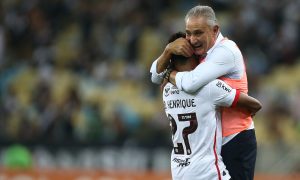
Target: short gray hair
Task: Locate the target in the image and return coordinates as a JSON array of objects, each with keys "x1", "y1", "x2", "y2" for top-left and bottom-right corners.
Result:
[{"x1": 185, "y1": 5, "x2": 218, "y2": 27}]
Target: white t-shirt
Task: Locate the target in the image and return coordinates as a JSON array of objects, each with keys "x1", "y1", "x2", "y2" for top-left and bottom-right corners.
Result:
[{"x1": 163, "y1": 79, "x2": 239, "y2": 180}]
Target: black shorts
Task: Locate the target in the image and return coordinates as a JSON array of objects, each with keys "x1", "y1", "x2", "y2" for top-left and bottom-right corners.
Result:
[{"x1": 221, "y1": 129, "x2": 257, "y2": 180}]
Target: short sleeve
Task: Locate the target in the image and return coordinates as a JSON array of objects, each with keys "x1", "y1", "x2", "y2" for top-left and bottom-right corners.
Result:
[{"x1": 208, "y1": 79, "x2": 238, "y2": 107}]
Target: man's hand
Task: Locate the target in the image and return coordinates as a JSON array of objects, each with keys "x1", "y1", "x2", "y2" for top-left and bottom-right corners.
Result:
[
  {"x1": 166, "y1": 38, "x2": 194, "y2": 57},
  {"x1": 156, "y1": 38, "x2": 193, "y2": 74}
]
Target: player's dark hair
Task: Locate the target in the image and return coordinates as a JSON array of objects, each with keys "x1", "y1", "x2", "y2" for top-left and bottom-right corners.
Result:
[{"x1": 168, "y1": 31, "x2": 186, "y2": 43}]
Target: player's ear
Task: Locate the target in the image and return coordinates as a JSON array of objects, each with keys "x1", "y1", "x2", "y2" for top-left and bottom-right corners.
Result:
[{"x1": 213, "y1": 25, "x2": 219, "y2": 35}]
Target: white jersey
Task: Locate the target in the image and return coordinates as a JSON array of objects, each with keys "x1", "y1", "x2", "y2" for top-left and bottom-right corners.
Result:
[{"x1": 163, "y1": 79, "x2": 239, "y2": 180}]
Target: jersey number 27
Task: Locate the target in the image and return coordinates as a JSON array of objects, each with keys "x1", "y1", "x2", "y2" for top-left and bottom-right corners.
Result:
[{"x1": 168, "y1": 112, "x2": 198, "y2": 155}]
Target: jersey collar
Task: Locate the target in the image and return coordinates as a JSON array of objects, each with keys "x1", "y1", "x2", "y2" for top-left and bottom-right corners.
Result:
[{"x1": 207, "y1": 32, "x2": 224, "y2": 55}]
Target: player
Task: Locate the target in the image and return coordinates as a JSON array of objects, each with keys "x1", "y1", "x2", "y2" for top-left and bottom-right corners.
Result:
[
  {"x1": 163, "y1": 32, "x2": 261, "y2": 180},
  {"x1": 151, "y1": 6, "x2": 257, "y2": 180},
  {"x1": 163, "y1": 46, "x2": 261, "y2": 180}
]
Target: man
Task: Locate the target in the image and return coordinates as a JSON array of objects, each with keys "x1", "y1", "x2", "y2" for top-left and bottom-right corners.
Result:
[
  {"x1": 163, "y1": 32, "x2": 262, "y2": 180},
  {"x1": 151, "y1": 6, "x2": 257, "y2": 180}
]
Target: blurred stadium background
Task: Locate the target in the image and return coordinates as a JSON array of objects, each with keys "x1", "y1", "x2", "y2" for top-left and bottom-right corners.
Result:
[{"x1": 0, "y1": 0, "x2": 299, "y2": 179}]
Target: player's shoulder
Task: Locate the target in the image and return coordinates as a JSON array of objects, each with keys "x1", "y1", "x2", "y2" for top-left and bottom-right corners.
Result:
[
  {"x1": 207, "y1": 79, "x2": 233, "y2": 94},
  {"x1": 207, "y1": 79, "x2": 226, "y2": 88}
]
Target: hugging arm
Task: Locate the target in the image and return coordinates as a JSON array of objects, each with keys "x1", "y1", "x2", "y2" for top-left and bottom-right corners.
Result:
[
  {"x1": 150, "y1": 38, "x2": 193, "y2": 84},
  {"x1": 236, "y1": 93, "x2": 262, "y2": 116},
  {"x1": 171, "y1": 46, "x2": 236, "y2": 93},
  {"x1": 209, "y1": 79, "x2": 262, "y2": 116}
]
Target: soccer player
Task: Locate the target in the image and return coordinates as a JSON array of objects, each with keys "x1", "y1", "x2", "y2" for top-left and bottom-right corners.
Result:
[
  {"x1": 151, "y1": 6, "x2": 257, "y2": 180},
  {"x1": 162, "y1": 32, "x2": 261, "y2": 180},
  {"x1": 163, "y1": 60, "x2": 260, "y2": 180}
]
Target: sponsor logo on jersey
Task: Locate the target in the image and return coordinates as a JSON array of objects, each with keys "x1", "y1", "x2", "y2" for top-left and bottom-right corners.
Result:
[
  {"x1": 170, "y1": 88, "x2": 180, "y2": 95},
  {"x1": 172, "y1": 158, "x2": 191, "y2": 167},
  {"x1": 216, "y1": 81, "x2": 231, "y2": 92},
  {"x1": 164, "y1": 86, "x2": 180, "y2": 97},
  {"x1": 165, "y1": 99, "x2": 196, "y2": 109},
  {"x1": 164, "y1": 87, "x2": 171, "y2": 97}
]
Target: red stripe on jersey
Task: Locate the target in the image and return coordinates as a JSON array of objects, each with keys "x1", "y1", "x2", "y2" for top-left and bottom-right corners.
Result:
[
  {"x1": 231, "y1": 90, "x2": 241, "y2": 107},
  {"x1": 213, "y1": 127, "x2": 221, "y2": 180}
]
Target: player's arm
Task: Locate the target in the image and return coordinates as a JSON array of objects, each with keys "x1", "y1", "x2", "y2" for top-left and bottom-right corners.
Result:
[
  {"x1": 209, "y1": 80, "x2": 261, "y2": 115},
  {"x1": 235, "y1": 93, "x2": 262, "y2": 116},
  {"x1": 150, "y1": 38, "x2": 193, "y2": 84},
  {"x1": 169, "y1": 46, "x2": 236, "y2": 93}
]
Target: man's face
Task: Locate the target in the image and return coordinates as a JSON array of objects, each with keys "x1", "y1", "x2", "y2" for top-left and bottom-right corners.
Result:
[{"x1": 185, "y1": 16, "x2": 218, "y2": 56}]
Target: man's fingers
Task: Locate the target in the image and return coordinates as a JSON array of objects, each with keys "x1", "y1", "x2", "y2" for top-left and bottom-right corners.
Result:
[
  {"x1": 170, "y1": 38, "x2": 194, "y2": 57},
  {"x1": 183, "y1": 40, "x2": 194, "y2": 56},
  {"x1": 181, "y1": 46, "x2": 194, "y2": 57}
]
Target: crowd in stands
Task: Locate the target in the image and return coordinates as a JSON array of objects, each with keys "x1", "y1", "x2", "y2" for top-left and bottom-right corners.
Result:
[{"x1": 0, "y1": 0, "x2": 299, "y2": 147}]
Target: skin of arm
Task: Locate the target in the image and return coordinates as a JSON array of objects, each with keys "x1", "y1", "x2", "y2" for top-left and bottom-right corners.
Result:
[
  {"x1": 206, "y1": 79, "x2": 262, "y2": 117},
  {"x1": 237, "y1": 93, "x2": 262, "y2": 116},
  {"x1": 168, "y1": 70, "x2": 177, "y2": 85},
  {"x1": 156, "y1": 49, "x2": 172, "y2": 74}
]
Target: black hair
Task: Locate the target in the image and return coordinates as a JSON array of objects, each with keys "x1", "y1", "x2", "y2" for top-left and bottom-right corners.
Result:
[{"x1": 168, "y1": 31, "x2": 186, "y2": 43}]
